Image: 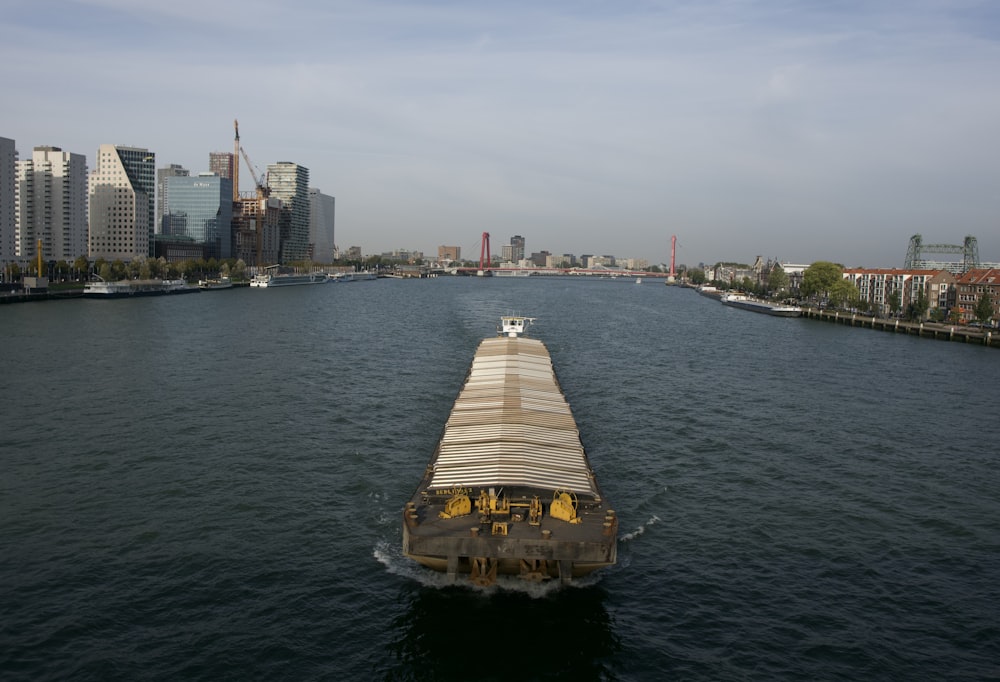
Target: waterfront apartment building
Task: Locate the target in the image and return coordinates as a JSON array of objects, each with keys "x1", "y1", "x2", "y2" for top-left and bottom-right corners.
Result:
[
  {"x1": 88, "y1": 145, "x2": 155, "y2": 260},
  {"x1": 308, "y1": 188, "x2": 335, "y2": 263},
  {"x1": 842, "y1": 268, "x2": 955, "y2": 317},
  {"x1": 0, "y1": 137, "x2": 16, "y2": 263},
  {"x1": 165, "y1": 174, "x2": 233, "y2": 261},
  {"x1": 954, "y1": 268, "x2": 1000, "y2": 323},
  {"x1": 15, "y1": 146, "x2": 89, "y2": 262},
  {"x1": 156, "y1": 164, "x2": 189, "y2": 236},
  {"x1": 267, "y1": 162, "x2": 310, "y2": 263}
]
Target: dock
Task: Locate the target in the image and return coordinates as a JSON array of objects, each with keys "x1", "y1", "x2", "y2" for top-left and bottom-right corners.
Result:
[
  {"x1": 402, "y1": 317, "x2": 617, "y2": 586},
  {"x1": 802, "y1": 309, "x2": 999, "y2": 348}
]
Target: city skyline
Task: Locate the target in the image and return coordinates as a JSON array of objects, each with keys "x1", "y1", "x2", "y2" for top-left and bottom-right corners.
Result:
[{"x1": 3, "y1": 1, "x2": 999, "y2": 267}]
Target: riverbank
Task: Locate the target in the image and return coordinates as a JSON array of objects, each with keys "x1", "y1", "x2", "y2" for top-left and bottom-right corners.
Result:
[{"x1": 802, "y1": 307, "x2": 999, "y2": 348}]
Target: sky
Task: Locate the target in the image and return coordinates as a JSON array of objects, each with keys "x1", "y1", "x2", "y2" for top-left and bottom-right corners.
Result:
[{"x1": 2, "y1": 0, "x2": 999, "y2": 267}]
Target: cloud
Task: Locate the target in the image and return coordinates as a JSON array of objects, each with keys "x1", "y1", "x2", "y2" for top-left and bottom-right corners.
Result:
[{"x1": 2, "y1": 0, "x2": 999, "y2": 264}]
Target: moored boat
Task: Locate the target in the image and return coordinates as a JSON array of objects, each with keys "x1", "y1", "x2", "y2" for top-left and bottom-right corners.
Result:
[
  {"x1": 249, "y1": 272, "x2": 329, "y2": 287},
  {"x1": 198, "y1": 277, "x2": 233, "y2": 290},
  {"x1": 83, "y1": 279, "x2": 200, "y2": 298},
  {"x1": 721, "y1": 293, "x2": 802, "y2": 317},
  {"x1": 402, "y1": 316, "x2": 618, "y2": 586}
]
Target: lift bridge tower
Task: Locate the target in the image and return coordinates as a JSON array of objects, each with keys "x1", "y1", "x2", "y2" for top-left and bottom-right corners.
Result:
[{"x1": 904, "y1": 234, "x2": 980, "y2": 274}]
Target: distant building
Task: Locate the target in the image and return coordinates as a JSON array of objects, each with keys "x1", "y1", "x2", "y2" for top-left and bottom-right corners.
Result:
[
  {"x1": 381, "y1": 248, "x2": 423, "y2": 263},
  {"x1": 156, "y1": 164, "x2": 189, "y2": 235},
  {"x1": 267, "y1": 162, "x2": 310, "y2": 262},
  {"x1": 345, "y1": 245, "x2": 362, "y2": 260},
  {"x1": 438, "y1": 245, "x2": 460, "y2": 262},
  {"x1": 529, "y1": 251, "x2": 550, "y2": 267},
  {"x1": 842, "y1": 268, "x2": 955, "y2": 317},
  {"x1": 954, "y1": 268, "x2": 1000, "y2": 323},
  {"x1": 308, "y1": 188, "x2": 335, "y2": 263},
  {"x1": 208, "y1": 152, "x2": 234, "y2": 180},
  {"x1": 88, "y1": 144, "x2": 155, "y2": 260},
  {"x1": 779, "y1": 263, "x2": 810, "y2": 294},
  {"x1": 510, "y1": 235, "x2": 525, "y2": 262},
  {"x1": 15, "y1": 146, "x2": 88, "y2": 263},
  {"x1": 164, "y1": 173, "x2": 233, "y2": 260},
  {"x1": 0, "y1": 137, "x2": 16, "y2": 263}
]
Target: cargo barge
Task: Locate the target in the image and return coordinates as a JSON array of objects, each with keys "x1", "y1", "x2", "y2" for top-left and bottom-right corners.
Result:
[
  {"x1": 721, "y1": 292, "x2": 802, "y2": 317},
  {"x1": 402, "y1": 316, "x2": 618, "y2": 586}
]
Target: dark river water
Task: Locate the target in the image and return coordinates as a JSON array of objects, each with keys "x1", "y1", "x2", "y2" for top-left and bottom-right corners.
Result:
[{"x1": 2, "y1": 277, "x2": 998, "y2": 681}]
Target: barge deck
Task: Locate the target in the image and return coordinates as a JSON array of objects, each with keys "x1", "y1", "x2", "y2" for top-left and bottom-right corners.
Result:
[{"x1": 402, "y1": 316, "x2": 617, "y2": 586}]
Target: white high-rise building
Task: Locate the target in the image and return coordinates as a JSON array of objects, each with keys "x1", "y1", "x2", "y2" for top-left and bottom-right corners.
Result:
[
  {"x1": 0, "y1": 137, "x2": 16, "y2": 264},
  {"x1": 15, "y1": 146, "x2": 89, "y2": 262},
  {"x1": 308, "y1": 188, "x2": 335, "y2": 263},
  {"x1": 88, "y1": 144, "x2": 155, "y2": 260}
]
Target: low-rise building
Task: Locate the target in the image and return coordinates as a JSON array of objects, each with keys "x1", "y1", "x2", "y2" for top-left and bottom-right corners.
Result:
[
  {"x1": 842, "y1": 268, "x2": 955, "y2": 317},
  {"x1": 954, "y1": 268, "x2": 1000, "y2": 324}
]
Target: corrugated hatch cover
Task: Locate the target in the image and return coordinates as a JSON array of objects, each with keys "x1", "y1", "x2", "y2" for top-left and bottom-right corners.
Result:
[{"x1": 427, "y1": 336, "x2": 598, "y2": 496}]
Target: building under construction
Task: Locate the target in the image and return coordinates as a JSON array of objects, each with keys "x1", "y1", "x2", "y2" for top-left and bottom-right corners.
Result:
[{"x1": 230, "y1": 120, "x2": 281, "y2": 266}]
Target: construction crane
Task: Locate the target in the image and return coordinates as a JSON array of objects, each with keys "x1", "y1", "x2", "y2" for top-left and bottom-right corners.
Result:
[
  {"x1": 233, "y1": 119, "x2": 240, "y2": 202},
  {"x1": 240, "y1": 146, "x2": 269, "y2": 200},
  {"x1": 233, "y1": 119, "x2": 269, "y2": 200}
]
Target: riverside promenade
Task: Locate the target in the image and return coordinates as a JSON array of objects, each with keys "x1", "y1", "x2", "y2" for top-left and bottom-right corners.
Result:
[{"x1": 803, "y1": 308, "x2": 999, "y2": 349}]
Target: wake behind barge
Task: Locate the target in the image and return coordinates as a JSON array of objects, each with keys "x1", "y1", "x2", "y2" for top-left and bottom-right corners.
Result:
[{"x1": 402, "y1": 316, "x2": 617, "y2": 586}]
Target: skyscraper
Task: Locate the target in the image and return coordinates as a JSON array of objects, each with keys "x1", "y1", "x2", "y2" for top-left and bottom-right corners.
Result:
[
  {"x1": 208, "y1": 152, "x2": 234, "y2": 181},
  {"x1": 308, "y1": 188, "x2": 335, "y2": 263},
  {"x1": 88, "y1": 144, "x2": 155, "y2": 260},
  {"x1": 510, "y1": 235, "x2": 525, "y2": 262},
  {"x1": 166, "y1": 173, "x2": 233, "y2": 260},
  {"x1": 15, "y1": 146, "x2": 89, "y2": 262},
  {"x1": 0, "y1": 137, "x2": 15, "y2": 263},
  {"x1": 156, "y1": 164, "x2": 189, "y2": 236},
  {"x1": 267, "y1": 162, "x2": 310, "y2": 262}
]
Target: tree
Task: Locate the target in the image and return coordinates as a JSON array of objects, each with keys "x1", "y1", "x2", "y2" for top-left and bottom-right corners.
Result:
[
  {"x1": 828, "y1": 279, "x2": 859, "y2": 309},
  {"x1": 800, "y1": 261, "x2": 843, "y2": 300},
  {"x1": 688, "y1": 269, "x2": 706, "y2": 285},
  {"x1": 888, "y1": 290, "x2": 902, "y2": 317},
  {"x1": 974, "y1": 290, "x2": 994, "y2": 325},
  {"x1": 907, "y1": 289, "x2": 929, "y2": 322},
  {"x1": 767, "y1": 265, "x2": 789, "y2": 296},
  {"x1": 74, "y1": 255, "x2": 90, "y2": 280}
]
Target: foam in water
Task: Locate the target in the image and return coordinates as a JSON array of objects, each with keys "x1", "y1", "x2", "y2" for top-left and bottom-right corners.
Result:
[{"x1": 619, "y1": 514, "x2": 660, "y2": 542}]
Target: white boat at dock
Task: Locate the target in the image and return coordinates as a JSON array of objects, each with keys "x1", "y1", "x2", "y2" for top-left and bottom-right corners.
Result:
[
  {"x1": 198, "y1": 277, "x2": 233, "y2": 290},
  {"x1": 249, "y1": 271, "x2": 329, "y2": 287},
  {"x1": 83, "y1": 278, "x2": 200, "y2": 298}
]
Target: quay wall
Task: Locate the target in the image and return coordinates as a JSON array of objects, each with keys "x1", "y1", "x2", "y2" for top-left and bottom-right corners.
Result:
[{"x1": 802, "y1": 308, "x2": 999, "y2": 349}]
